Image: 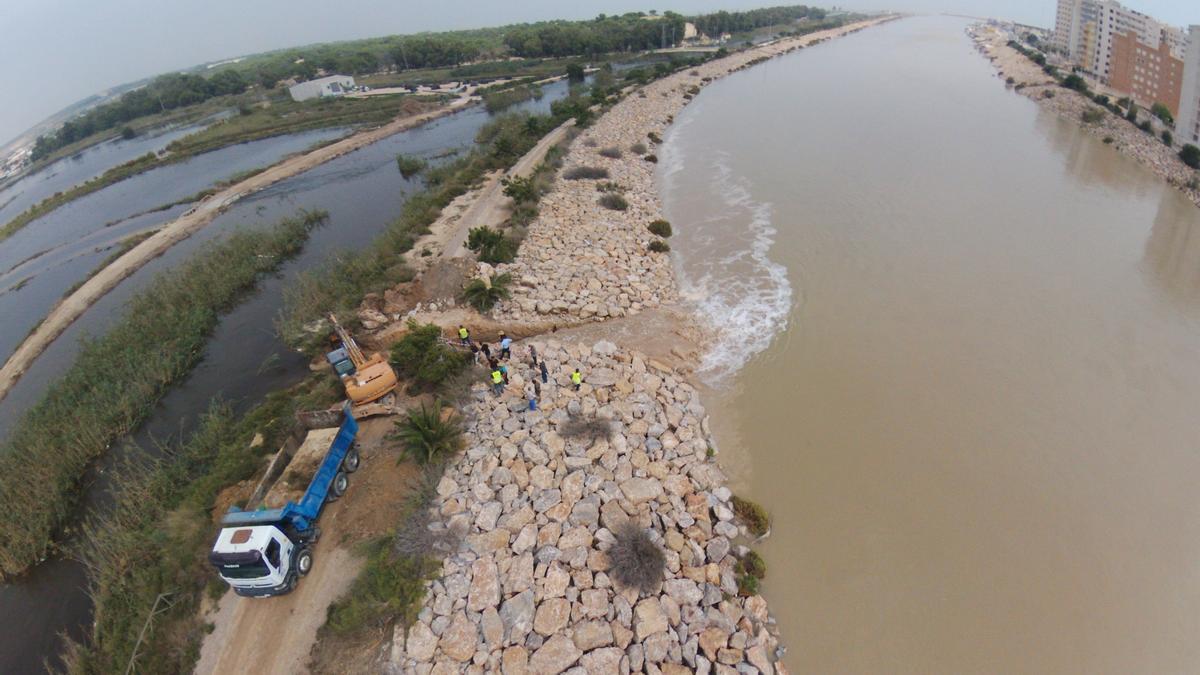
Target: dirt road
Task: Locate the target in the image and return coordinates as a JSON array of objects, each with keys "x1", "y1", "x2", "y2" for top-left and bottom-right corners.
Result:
[{"x1": 0, "y1": 97, "x2": 475, "y2": 404}]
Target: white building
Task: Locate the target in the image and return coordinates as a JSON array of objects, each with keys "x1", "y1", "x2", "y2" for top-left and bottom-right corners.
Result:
[
  {"x1": 1052, "y1": 0, "x2": 1185, "y2": 80},
  {"x1": 288, "y1": 75, "x2": 356, "y2": 102},
  {"x1": 1178, "y1": 26, "x2": 1200, "y2": 146}
]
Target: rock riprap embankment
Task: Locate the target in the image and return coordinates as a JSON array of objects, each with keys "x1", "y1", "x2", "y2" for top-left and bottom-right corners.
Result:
[
  {"x1": 388, "y1": 340, "x2": 785, "y2": 674},
  {"x1": 493, "y1": 21, "x2": 887, "y2": 326}
]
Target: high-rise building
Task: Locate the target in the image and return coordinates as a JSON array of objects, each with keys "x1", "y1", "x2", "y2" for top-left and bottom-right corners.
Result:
[
  {"x1": 1178, "y1": 26, "x2": 1200, "y2": 145},
  {"x1": 1053, "y1": 0, "x2": 1082, "y2": 56}
]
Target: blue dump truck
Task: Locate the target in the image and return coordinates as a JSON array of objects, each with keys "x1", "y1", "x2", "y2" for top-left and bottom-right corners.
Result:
[{"x1": 208, "y1": 410, "x2": 360, "y2": 597}]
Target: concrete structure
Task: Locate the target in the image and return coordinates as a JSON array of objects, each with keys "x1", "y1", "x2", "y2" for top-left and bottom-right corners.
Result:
[
  {"x1": 288, "y1": 75, "x2": 355, "y2": 102},
  {"x1": 1053, "y1": 0, "x2": 1186, "y2": 77},
  {"x1": 1178, "y1": 26, "x2": 1200, "y2": 145},
  {"x1": 1109, "y1": 30, "x2": 1185, "y2": 116}
]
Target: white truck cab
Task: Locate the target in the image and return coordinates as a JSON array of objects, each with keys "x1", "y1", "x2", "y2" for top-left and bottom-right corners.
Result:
[{"x1": 209, "y1": 524, "x2": 312, "y2": 597}]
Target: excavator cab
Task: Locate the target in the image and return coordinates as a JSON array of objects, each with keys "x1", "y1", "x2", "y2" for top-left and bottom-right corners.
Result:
[{"x1": 325, "y1": 315, "x2": 398, "y2": 405}]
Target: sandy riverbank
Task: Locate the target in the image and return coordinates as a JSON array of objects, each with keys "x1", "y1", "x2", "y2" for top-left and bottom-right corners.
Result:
[
  {"x1": 0, "y1": 96, "x2": 477, "y2": 405},
  {"x1": 972, "y1": 28, "x2": 1200, "y2": 209},
  {"x1": 379, "y1": 16, "x2": 898, "y2": 674}
]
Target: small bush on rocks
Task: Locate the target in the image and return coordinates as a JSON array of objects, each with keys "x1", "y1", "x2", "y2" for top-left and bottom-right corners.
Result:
[
  {"x1": 631, "y1": 142, "x2": 648, "y2": 155},
  {"x1": 396, "y1": 154, "x2": 427, "y2": 179},
  {"x1": 732, "y1": 495, "x2": 770, "y2": 537},
  {"x1": 564, "y1": 166, "x2": 609, "y2": 180},
  {"x1": 599, "y1": 146, "x2": 622, "y2": 159},
  {"x1": 598, "y1": 193, "x2": 628, "y2": 211},
  {"x1": 1162, "y1": 131, "x2": 1173, "y2": 146},
  {"x1": 648, "y1": 219, "x2": 672, "y2": 237},
  {"x1": 1181, "y1": 144, "x2": 1200, "y2": 169},
  {"x1": 736, "y1": 573, "x2": 760, "y2": 597},
  {"x1": 648, "y1": 239, "x2": 670, "y2": 253},
  {"x1": 558, "y1": 414, "x2": 613, "y2": 441},
  {"x1": 1042, "y1": 90, "x2": 1055, "y2": 99},
  {"x1": 738, "y1": 550, "x2": 767, "y2": 579},
  {"x1": 1103, "y1": 136, "x2": 1115, "y2": 144},
  {"x1": 1081, "y1": 107, "x2": 1104, "y2": 124},
  {"x1": 647, "y1": 131, "x2": 662, "y2": 144},
  {"x1": 608, "y1": 522, "x2": 665, "y2": 594},
  {"x1": 644, "y1": 154, "x2": 658, "y2": 163}
]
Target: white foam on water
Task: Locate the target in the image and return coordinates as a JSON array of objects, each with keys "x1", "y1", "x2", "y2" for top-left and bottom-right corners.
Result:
[{"x1": 673, "y1": 152, "x2": 794, "y2": 379}]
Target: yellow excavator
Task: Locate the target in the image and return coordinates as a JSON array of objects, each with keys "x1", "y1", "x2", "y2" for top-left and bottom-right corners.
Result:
[{"x1": 325, "y1": 313, "x2": 398, "y2": 406}]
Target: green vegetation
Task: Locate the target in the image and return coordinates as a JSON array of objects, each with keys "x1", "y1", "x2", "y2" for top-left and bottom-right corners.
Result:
[
  {"x1": 462, "y1": 273, "x2": 513, "y2": 312},
  {"x1": 644, "y1": 153, "x2": 658, "y2": 163},
  {"x1": 607, "y1": 522, "x2": 665, "y2": 594},
  {"x1": 738, "y1": 550, "x2": 767, "y2": 580},
  {"x1": 598, "y1": 193, "x2": 628, "y2": 210},
  {"x1": 1093, "y1": 93, "x2": 1110, "y2": 106},
  {"x1": 321, "y1": 535, "x2": 439, "y2": 635},
  {"x1": 648, "y1": 239, "x2": 671, "y2": 253},
  {"x1": 1162, "y1": 130, "x2": 1173, "y2": 146},
  {"x1": 0, "y1": 210, "x2": 326, "y2": 577},
  {"x1": 1180, "y1": 144, "x2": 1200, "y2": 170},
  {"x1": 396, "y1": 153, "x2": 428, "y2": 179},
  {"x1": 1061, "y1": 74, "x2": 1088, "y2": 93},
  {"x1": 1103, "y1": 136, "x2": 1115, "y2": 144},
  {"x1": 564, "y1": 165, "x2": 609, "y2": 180},
  {"x1": 483, "y1": 84, "x2": 544, "y2": 113},
  {"x1": 736, "y1": 571, "x2": 761, "y2": 597},
  {"x1": 647, "y1": 131, "x2": 662, "y2": 144},
  {"x1": 1150, "y1": 102, "x2": 1174, "y2": 125},
  {"x1": 647, "y1": 219, "x2": 672, "y2": 237},
  {"x1": 468, "y1": 225, "x2": 517, "y2": 264},
  {"x1": 1081, "y1": 107, "x2": 1105, "y2": 125},
  {"x1": 558, "y1": 413, "x2": 614, "y2": 442},
  {"x1": 389, "y1": 320, "x2": 469, "y2": 390},
  {"x1": 731, "y1": 495, "x2": 770, "y2": 537},
  {"x1": 631, "y1": 142, "x2": 648, "y2": 155},
  {"x1": 1125, "y1": 105, "x2": 1138, "y2": 124},
  {"x1": 392, "y1": 402, "x2": 464, "y2": 465},
  {"x1": 1042, "y1": 90, "x2": 1055, "y2": 100},
  {"x1": 32, "y1": 72, "x2": 249, "y2": 161},
  {"x1": 599, "y1": 146, "x2": 622, "y2": 159}
]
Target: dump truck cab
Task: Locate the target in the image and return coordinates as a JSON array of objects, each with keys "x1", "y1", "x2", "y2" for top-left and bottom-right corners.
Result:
[
  {"x1": 208, "y1": 408, "x2": 357, "y2": 598},
  {"x1": 209, "y1": 523, "x2": 312, "y2": 597}
]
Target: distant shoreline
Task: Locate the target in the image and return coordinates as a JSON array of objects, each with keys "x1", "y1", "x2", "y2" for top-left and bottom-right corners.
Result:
[{"x1": 971, "y1": 26, "x2": 1200, "y2": 209}]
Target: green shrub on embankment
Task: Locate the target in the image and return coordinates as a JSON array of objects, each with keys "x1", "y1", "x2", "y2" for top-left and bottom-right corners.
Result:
[{"x1": 0, "y1": 209, "x2": 327, "y2": 577}]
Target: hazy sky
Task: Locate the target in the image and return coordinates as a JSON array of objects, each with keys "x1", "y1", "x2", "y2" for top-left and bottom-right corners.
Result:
[{"x1": 1, "y1": 0, "x2": 1196, "y2": 145}]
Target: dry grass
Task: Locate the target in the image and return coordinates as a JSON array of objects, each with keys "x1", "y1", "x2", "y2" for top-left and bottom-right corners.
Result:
[{"x1": 607, "y1": 522, "x2": 665, "y2": 594}]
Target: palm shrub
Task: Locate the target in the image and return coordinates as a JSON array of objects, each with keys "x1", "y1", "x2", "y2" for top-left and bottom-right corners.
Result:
[
  {"x1": 392, "y1": 402, "x2": 463, "y2": 464},
  {"x1": 647, "y1": 219, "x2": 672, "y2": 237},
  {"x1": 462, "y1": 273, "x2": 513, "y2": 312}
]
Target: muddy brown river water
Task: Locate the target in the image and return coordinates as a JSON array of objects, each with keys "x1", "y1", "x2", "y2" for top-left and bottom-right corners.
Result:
[{"x1": 662, "y1": 16, "x2": 1200, "y2": 674}]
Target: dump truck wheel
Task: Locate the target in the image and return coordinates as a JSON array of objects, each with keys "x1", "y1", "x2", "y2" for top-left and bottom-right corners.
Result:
[
  {"x1": 296, "y1": 548, "x2": 313, "y2": 577},
  {"x1": 343, "y1": 447, "x2": 360, "y2": 473},
  {"x1": 330, "y1": 471, "x2": 349, "y2": 499}
]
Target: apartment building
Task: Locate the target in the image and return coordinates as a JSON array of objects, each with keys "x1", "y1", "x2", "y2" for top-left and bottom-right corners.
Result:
[
  {"x1": 1178, "y1": 26, "x2": 1200, "y2": 145},
  {"x1": 1109, "y1": 30, "x2": 1184, "y2": 115}
]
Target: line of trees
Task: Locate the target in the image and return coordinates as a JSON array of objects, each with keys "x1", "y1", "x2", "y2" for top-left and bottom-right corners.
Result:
[
  {"x1": 31, "y1": 71, "x2": 248, "y2": 161},
  {"x1": 503, "y1": 12, "x2": 688, "y2": 57},
  {"x1": 690, "y1": 5, "x2": 827, "y2": 36}
]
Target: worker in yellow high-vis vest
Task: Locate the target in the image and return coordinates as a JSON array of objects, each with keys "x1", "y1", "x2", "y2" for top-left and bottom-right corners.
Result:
[
  {"x1": 571, "y1": 368, "x2": 582, "y2": 391},
  {"x1": 458, "y1": 325, "x2": 470, "y2": 345},
  {"x1": 491, "y1": 368, "x2": 504, "y2": 395}
]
